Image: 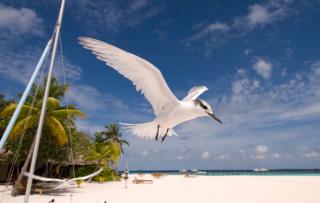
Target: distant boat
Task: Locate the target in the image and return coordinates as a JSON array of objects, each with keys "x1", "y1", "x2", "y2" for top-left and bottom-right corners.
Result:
[
  {"x1": 180, "y1": 169, "x2": 206, "y2": 175},
  {"x1": 253, "y1": 168, "x2": 269, "y2": 172}
]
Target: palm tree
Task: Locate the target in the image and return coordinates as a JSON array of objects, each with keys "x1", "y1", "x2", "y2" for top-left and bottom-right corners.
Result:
[
  {"x1": 94, "y1": 124, "x2": 129, "y2": 170},
  {"x1": 0, "y1": 94, "x2": 12, "y2": 137},
  {"x1": 2, "y1": 98, "x2": 84, "y2": 144},
  {"x1": 24, "y1": 77, "x2": 69, "y2": 102},
  {"x1": 86, "y1": 143, "x2": 111, "y2": 169},
  {"x1": 97, "y1": 124, "x2": 129, "y2": 154},
  {"x1": 0, "y1": 77, "x2": 84, "y2": 195}
]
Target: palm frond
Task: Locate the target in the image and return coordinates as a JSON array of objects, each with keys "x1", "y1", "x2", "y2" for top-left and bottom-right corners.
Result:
[
  {"x1": 10, "y1": 115, "x2": 38, "y2": 138},
  {"x1": 47, "y1": 97, "x2": 60, "y2": 110},
  {"x1": 51, "y1": 109, "x2": 85, "y2": 120},
  {"x1": 45, "y1": 116, "x2": 68, "y2": 145},
  {"x1": 0, "y1": 103, "x2": 39, "y2": 117}
]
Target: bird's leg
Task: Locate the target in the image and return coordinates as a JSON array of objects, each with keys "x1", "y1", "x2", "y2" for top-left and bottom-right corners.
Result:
[
  {"x1": 161, "y1": 128, "x2": 170, "y2": 142},
  {"x1": 155, "y1": 125, "x2": 160, "y2": 141}
]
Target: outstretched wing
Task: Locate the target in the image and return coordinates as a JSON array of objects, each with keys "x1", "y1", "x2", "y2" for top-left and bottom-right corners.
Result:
[
  {"x1": 79, "y1": 37, "x2": 179, "y2": 115},
  {"x1": 182, "y1": 86, "x2": 208, "y2": 101}
]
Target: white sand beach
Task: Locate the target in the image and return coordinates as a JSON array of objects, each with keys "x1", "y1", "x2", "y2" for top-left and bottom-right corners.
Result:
[{"x1": 1, "y1": 174, "x2": 320, "y2": 203}]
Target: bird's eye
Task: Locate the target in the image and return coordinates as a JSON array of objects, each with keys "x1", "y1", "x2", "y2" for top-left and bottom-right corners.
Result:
[{"x1": 201, "y1": 104, "x2": 208, "y2": 110}]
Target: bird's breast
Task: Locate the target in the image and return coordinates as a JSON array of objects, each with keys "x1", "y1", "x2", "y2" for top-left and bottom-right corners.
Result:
[{"x1": 155, "y1": 103, "x2": 202, "y2": 128}]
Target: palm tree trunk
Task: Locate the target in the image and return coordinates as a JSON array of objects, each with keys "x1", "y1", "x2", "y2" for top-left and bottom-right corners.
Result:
[{"x1": 12, "y1": 136, "x2": 36, "y2": 196}]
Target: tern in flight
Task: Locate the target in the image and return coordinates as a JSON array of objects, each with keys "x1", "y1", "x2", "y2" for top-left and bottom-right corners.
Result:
[{"x1": 79, "y1": 37, "x2": 222, "y2": 142}]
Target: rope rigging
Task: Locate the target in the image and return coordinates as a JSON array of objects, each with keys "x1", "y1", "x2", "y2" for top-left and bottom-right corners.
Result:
[
  {"x1": 5, "y1": 52, "x2": 50, "y2": 188},
  {"x1": 59, "y1": 34, "x2": 76, "y2": 179}
]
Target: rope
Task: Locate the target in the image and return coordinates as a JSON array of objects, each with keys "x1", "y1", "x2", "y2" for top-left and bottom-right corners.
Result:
[
  {"x1": 0, "y1": 48, "x2": 50, "y2": 203},
  {"x1": 5, "y1": 51, "x2": 50, "y2": 188},
  {"x1": 59, "y1": 35, "x2": 76, "y2": 179}
]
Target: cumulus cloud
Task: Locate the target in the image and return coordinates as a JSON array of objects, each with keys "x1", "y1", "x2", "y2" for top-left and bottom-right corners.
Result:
[
  {"x1": 253, "y1": 58, "x2": 273, "y2": 79},
  {"x1": 244, "y1": 48, "x2": 252, "y2": 55},
  {"x1": 174, "y1": 58, "x2": 320, "y2": 167},
  {"x1": 201, "y1": 151, "x2": 210, "y2": 160},
  {"x1": 0, "y1": 3, "x2": 44, "y2": 38},
  {"x1": 188, "y1": 22, "x2": 229, "y2": 42},
  {"x1": 177, "y1": 155, "x2": 189, "y2": 160},
  {"x1": 76, "y1": 119, "x2": 104, "y2": 136},
  {"x1": 69, "y1": 85, "x2": 107, "y2": 111},
  {"x1": 0, "y1": 43, "x2": 82, "y2": 85},
  {"x1": 69, "y1": 83, "x2": 152, "y2": 131},
  {"x1": 141, "y1": 150, "x2": 149, "y2": 156},
  {"x1": 186, "y1": 0, "x2": 293, "y2": 54},
  {"x1": 217, "y1": 154, "x2": 231, "y2": 160},
  {"x1": 271, "y1": 153, "x2": 280, "y2": 159},
  {"x1": 296, "y1": 146, "x2": 319, "y2": 158},
  {"x1": 73, "y1": 0, "x2": 165, "y2": 34},
  {"x1": 253, "y1": 145, "x2": 269, "y2": 160}
]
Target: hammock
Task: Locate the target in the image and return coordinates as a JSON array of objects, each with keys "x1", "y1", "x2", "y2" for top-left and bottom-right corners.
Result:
[{"x1": 24, "y1": 167, "x2": 103, "y2": 190}]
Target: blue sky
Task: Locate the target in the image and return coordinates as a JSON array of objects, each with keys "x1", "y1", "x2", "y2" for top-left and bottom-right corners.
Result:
[{"x1": 0, "y1": 0, "x2": 320, "y2": 170}]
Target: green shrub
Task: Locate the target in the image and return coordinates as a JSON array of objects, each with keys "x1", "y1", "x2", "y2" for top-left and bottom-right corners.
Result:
[
  {"x1": 76, "y1": 179, "x2": 84, "y2": 187},
  {"x1": 93, "y1": 168, "x2": 120, "y2": 182},
  {"x1": 74, "y1": 165, "x2": 120, "y2": 182},
  {"x1": 74, "y1": 165, "x2": 96, "y2": 178}
]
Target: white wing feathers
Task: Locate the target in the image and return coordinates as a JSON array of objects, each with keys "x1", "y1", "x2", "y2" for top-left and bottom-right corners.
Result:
[
  {"x1": 182, "y1": 86, "x2": 208, "y2": 101},
  {"x1": 79, "y1": 37, "x2": 179, "y2": 115}
]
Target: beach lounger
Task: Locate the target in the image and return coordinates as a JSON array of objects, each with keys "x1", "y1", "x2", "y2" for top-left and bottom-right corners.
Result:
[
  {"x1": 132, "y1": 177, "x2": 153, "y2": 184},
  {"x1": 151, "y1": 173, "x2": 162, "y2": 179}
]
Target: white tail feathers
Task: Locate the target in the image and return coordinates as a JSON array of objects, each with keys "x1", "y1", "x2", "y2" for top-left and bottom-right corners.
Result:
[{"x1": 120, "y1": 122, "x2": 177, "y2": 139}]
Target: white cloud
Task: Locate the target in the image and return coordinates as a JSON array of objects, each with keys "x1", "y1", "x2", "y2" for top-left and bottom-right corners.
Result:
[
  {"x1": 256, "y1": 145, "x2": 269, "y2": 153},
  {"x1": 252, "y1": 145, "x2": 269, "y2": 160},
  {"x1": 218, "y1": 154, "x2": 231, "y2": 160},
  {"x1": 174, "y1": 58, "x2": 320, "y2": 167},
  {"x1": 253, "y1": 80, "x2": 260, "y2": 88},
  {"x1": 201, "y1": 151, "x2": 210, "y2": 160},
  {"x1": 271, "y1": 153, "x2": 280, "y2": 159},
  {"x1": 231, "y1": 69, "x2": 260, "y2": 95},
  {"x1": 188, "y1": 22, "x2": 229, "y2": 42},
  {"x1": 186, "y1": 0, "x2": 292, "y2": 54},
  {"x1": 73, "y1": 0, "x2": 164, "y2": 34},
  {"x1": 76, "y1": 119, "x2": 104, "y2": 136},
  {"x1": 246, "y1": 4, "x2": 270, "y2": 27},
  {"x1": 244, "y1": 1, "x2": 289, "y2": 29},
  {"x1": 253, "y1": 58, "x2": 273, "y2": 79},
  {"x1": 0, "y1": 43, "x2": 82, "y2": 85},
  {"x1": 0, "y1": 3, "x2": 44, "y2": 38},
  {"x1": 311, "y1": 59, "x2": 320, "y2": 76},
  {"x1": 69, "y1": 85, "x2": 106, "y2": 110},
  {"x1": 244, "y1": 48, "x2": 252, "y2": 55},
  {"x1": 284, "y1": 48, "x2": 293, "y2": 59},
  {"x1": 141, "y1": 150, "x2": 149, "y2": 156},
  {"x1": 281, "y1": 68, "x2": 287, "y2": 77},
  {"x1": 177, "y1": 155, "x2": 189, "y2": 160},
  {"x1": 297, "y1": 146, "x2": 319, "y2": 158}
]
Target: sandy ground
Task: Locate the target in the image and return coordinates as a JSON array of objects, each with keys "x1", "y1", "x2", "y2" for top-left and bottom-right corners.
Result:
[{"x1": 1, "y1": 174, "x2": 320, "y2": 203}]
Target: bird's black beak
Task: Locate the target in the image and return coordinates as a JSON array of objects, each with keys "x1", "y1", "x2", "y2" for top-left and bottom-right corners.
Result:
[{"x1": 207, "y1": 112, "x2": 223, "y2": 124}]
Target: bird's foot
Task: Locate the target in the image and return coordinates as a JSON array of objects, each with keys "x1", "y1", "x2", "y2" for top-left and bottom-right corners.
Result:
[
  {"x1": 155, "y1": 125, "x2": 160, "y2": 141},
  {"x1": 161, "y1": 128, "x2": 169, "y2": 142}
]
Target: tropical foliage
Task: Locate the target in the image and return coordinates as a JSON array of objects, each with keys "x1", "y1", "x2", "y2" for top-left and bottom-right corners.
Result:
[
  {"x1": 0, "y1": 77, "x2": 129, "y2": 195},
  {"x1": 0, "y1": 94, "x2": 12, "y2": 137},
  {"x1": 0, "y1": 77, "x2": 84, "y2": 195},
  {"x1": 93, "y1": 123, "x2": 129, "y2": 169},
  {"x1": 95, "y1": 124, "x2": 129, "y2": 153}
]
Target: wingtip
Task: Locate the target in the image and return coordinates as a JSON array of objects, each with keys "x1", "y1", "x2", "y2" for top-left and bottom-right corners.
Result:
[{"x1": 78, "y1": 36, "x2": 89, "y2": 45}]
